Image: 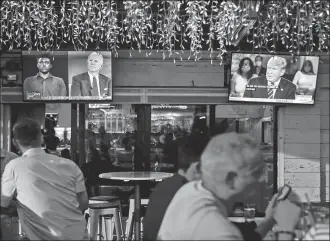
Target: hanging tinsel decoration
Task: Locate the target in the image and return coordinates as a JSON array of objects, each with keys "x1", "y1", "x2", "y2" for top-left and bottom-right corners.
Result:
[
  {"x1": 185, "y1": 0, "x2": 208, "y2": 61},
  {"x1": 156, "y1": 0, "x2": 183, "y2": 61},
  {"x1": 0, "y1": 0, "x2": 329, "y2": 58},
  {"x1": 121, "y1": 0, "x2": 153, "y2": 56}
]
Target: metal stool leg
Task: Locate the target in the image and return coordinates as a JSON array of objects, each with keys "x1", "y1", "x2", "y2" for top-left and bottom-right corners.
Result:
[
  {"x1": 114, "y1": 208, "x2": 124, "y2": 241},
  {"x1": 128, "y1": 212, "x2": 135, "y2": 240},
  {"x1": 90, "y1": 210, "x2": 100, "y2": 240},
  {"x1": 104, "y1": 215, "x2": 114, "y2": 241},
  {"x1": 98, "y1": 215, "x2": 104, "y2": 240}
]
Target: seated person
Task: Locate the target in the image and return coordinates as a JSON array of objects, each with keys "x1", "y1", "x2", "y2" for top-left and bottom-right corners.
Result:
[
  {"x1": 43, "y1": 133, "x2": 60, "y2": 156},
  {"x1": 60, "y1": 148, "x2": 72, "y2": 160},
  {"x1": 292, "y1": 60, "x2": 317, "y2": 96},
  {"x1": 157, "y1": 133, "x2": 301, "y2": 240},
  {"x1": 143, "y1": 133, "x2": 210, "y2": 241},
  {"x1": 82, "y1": 148, "x2": 119, "y2": 188}
]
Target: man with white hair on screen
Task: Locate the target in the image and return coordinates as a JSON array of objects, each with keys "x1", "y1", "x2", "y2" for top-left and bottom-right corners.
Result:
[
  {"x1": 243, "y1": 56, "x2": 296, "y2": 99},
  {"x1": 70, "y1": 52, "x2": 112, "y2": 99},
  {"x1": 157, "y1": 133, "x2": 301, "y2": 240}
]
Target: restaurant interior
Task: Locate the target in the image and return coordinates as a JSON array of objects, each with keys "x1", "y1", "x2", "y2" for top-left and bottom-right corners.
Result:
[{"x1": 0, "y1": 0, "x2": 329, "y2": 240}]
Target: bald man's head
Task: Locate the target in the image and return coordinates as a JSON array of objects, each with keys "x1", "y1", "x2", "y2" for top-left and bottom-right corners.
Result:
[{"x1": 200, "y1": 132, "x2": 265, "y2": 201}]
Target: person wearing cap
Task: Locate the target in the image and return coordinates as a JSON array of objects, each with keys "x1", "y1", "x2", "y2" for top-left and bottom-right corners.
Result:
[
  {"x1": 243, "y1": 56, "x2": 297, "y2": 99},
  {"x1": 1, "y1": 118, "x2": 89, "y2": 240},
  {"x1": 157, "y1": 133, "x2": 301, "y2": 240}
]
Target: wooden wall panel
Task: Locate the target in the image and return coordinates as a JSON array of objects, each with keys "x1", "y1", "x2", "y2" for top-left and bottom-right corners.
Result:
[
  {"x1": 283, "y1": 115, "x2": 320, "y2": 129},
  {"x1": 317, "y1": 74, "x2": 330, "y2": 88},
  {"x1": 281, "y1": 55, "x2": 329, "y2": 203},
  {"x1": 284, "y1": 129, "x2": 320, "y2": 144},
  {"x1": 113, "y1": 59, "x2": 225, "y2": 87},
  {"x1": 284, "y1": 159, "x2": 320, "y2": 173},
  {"x1": 284, "y1": 143, "x2": 320, "y2": 159},
  {"x1": 321, "y1": 130, "x2": 330, "y2": 143},
  {"x1": 321, "y1": 115, "x2": 330, "y2": 130},
  {"x1": 285, "y1": 173, "x2": 321, "y2": 187}
]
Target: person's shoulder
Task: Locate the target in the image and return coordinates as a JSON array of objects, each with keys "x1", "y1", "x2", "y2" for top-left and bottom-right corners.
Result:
[
  {"x1": 24, "y1": 75, "x2": 37, "y2": 82},
  {"x1": 51, "y1": 75, "x2": 65, "y2": 82},
  {"x1": 3, "y1": 154, "x2": 24, "y2": 170},
  {"x1": 73, "y1": 72, "x2": 88, "y2": 79},
  {"x1": 99, "y1": 73, "x2": 111, "y2": 81},
  {"x1": 281, "y1": 77, "x2": 296, "y2": 88},
  {"x1": 153, "y1": 174, "x2": 187, "y2": 191}
]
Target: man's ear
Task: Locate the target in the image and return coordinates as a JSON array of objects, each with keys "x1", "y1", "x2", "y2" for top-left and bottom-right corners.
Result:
[
  {"x1": 280, "y1": 68, "x2": 286, "y2": 77},
  {"x1": 225, "y1": 171, "x2": 238, "y2": 190}
]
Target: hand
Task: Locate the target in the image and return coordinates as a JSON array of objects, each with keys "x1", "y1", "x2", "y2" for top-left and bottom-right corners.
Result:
[
  {"x1": 273, "y1": 199, "x2": 301, "y2": 230},
  {"x1": 265, "y1": 193, "x2": 279, "y2": 219}
]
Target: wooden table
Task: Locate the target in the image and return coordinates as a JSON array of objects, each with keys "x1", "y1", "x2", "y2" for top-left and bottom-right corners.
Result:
[{"x1": 99, "y1": 171, "x2": 173, "y2": 241}]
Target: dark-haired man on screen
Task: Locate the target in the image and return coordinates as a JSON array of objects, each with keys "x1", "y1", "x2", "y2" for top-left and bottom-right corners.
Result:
[
  {"x1": 23, "y1": 54, "x2": 67, "y2": 100},
  {"x1": 70, "y1": 52, "x2": 112, "y2": 99},
  {"x1": 243, "y1": 56, "x2": 296, "y2": 100}
]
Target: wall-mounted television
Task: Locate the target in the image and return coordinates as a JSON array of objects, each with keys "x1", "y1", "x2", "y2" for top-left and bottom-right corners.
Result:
[
  {"x1": 22, "y1": 51, "x2": 112, "y2": 102},
  {"x1": 228, "y1": 53, "x2": 319, "y2": 105}
]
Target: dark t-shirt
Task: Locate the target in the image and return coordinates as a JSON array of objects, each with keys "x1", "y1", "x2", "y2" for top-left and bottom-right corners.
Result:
[
  {"x1": 143, "y1": 174, "x2": 187, "y2": 241},
  {"x1": 143, "y1": 174, "x2": 262, "y2": 241}
]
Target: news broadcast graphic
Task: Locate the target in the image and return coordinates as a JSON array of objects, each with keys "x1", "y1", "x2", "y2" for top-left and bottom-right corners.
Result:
[
  {"x1": 228, "y1": 53, "x2": 319, "y2": 105},
  {"x1": 22, "y1": 51, "x2": 69, "y2": 101},
  {"x1": 68, "y1": 51, "x2": 112, "y2": 101}
]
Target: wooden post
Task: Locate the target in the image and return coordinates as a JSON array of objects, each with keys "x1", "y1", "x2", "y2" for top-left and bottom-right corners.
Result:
[
  {"x1": 71, "y1": 104, "x2": 78, "y2": 165},
  {"x1": 79, "y1": 104, "x2": 86, "y2": 167},
  {"x1": 134, "y1": 105, "x2": 151, "y2": 171}
]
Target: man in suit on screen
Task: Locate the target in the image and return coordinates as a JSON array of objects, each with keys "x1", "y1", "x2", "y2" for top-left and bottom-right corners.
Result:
[
  {"x1": 70, "y1": 52, "x2": 112, "y2": 99},
  {"x1": 243, "y1": 56, "x2": 296, "y2": 100}
]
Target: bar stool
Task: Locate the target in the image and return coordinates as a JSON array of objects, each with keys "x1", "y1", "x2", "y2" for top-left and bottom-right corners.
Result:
[
  {"x1": 86, "y1": 197, "x2": 124, "y2": 240},
  {"x1": 125, "y1": 198, "x2": 149, "y2": 241}
]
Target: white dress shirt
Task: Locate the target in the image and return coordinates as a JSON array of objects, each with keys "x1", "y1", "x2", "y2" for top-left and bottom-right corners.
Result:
[{"x1": 88, "y1": 72, "x2": 101, "y2": 97}]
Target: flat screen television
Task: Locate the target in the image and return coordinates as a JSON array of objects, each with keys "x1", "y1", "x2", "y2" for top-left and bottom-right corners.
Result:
[
  {"x1": 22, "y1": 51, "x2": 112, "y2": 102},
  {"x1": 228, "y1": 53, "x2": 319, "y2": 105}
]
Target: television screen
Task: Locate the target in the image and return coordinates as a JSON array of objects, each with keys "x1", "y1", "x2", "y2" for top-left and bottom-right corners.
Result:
[
  {"x1": 22, "y1": 51, "x2": 112, "y2": 102},
  {"x1": 228, "y1": 53, "x2": 319, "y2": 105}
]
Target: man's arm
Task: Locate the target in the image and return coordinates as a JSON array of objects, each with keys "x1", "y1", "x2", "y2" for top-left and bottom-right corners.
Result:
[
  {"x1": 70, "y1": 76, "x2": 81, "y2": 97},
  {"x1": 106, "y1": 77, "x2": 112, "y2": 97},
  {"x1": 1, "y1": 164, "x2": 16, "y2": 212},
  {"x1": 74, "y1": 164, "x2": 89, "y2": 212},
  {"x1": 58, "y1": 78, "x2": 68, "y2": 97}
]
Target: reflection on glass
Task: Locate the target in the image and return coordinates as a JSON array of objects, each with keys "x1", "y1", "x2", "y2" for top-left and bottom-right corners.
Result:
[
  {"x1": 215, "y1": 104, "x2": 274, "y2": 214},
  {"x1": 85, "y1": 104, "x2": 137, "y2": 168},
  {"x1": 150, "y1": 104, "x2": 208, "y2": 172}
]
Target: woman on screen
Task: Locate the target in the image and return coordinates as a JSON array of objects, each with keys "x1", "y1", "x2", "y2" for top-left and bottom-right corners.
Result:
[
  {"x1": 292, "y1": 60, "x2": 317, "y2": 95},
  {"x1": 230, "y1": 57, "x2": 258, "y2": 97}
]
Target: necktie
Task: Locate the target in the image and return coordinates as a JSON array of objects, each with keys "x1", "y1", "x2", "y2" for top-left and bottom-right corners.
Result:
[
  {"x1": 91, "y1": 76, "x2": 99, "y2": 97},
  {"x1": 268, "y1": 84, "x2": 276, "y2": 99}
]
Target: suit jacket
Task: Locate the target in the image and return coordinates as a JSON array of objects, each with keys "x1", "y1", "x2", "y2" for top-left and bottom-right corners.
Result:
[
  {"x1": 243, "y1": 75, "x2": 296, "y2": 99},
  {"x1": 70, "y1": 72, "x2": 112, "y2": 98}
]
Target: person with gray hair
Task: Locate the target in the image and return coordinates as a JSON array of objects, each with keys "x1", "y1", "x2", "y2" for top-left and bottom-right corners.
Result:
[
  {"x1": 1, "y1": 118, "x2": 89, "y2": 240},
  {"x1": 70, "y1": 52, "x2": 112, "y2": 99},
  {"x1": 157, "y1": 132, "x2": 301, "y2": 240},
  {"x1": 243, "y1": 56, "x2": 296, "y2": 99}
]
